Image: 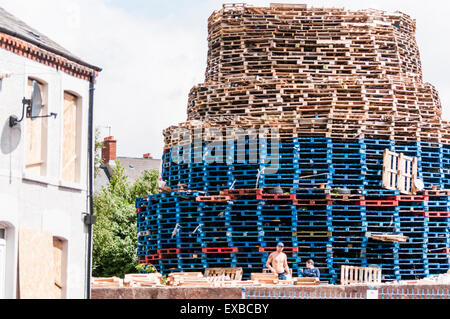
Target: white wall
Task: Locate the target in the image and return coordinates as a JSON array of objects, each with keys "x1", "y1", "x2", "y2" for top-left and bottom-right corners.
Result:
[{"x1": 0, "y1": 48, "x2": 91, "y2": 299}]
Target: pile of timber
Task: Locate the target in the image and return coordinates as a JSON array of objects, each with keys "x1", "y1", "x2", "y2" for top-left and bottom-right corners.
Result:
[
  {"x1": 205, "y1": 267, "x2": 243, "y2": 281},
  {"x1": 295, "y1": 277, "x2": 320, "y2": 286},
  {"x1": 251, "y1": 273, "x2": 296, "y2": 285},
  {"x1": 91, "y1": 277, "x2": 123, "y2": 288},
  {"x1": 123, "y1": 273, "x2": 164, "y2": 287},
  {"x1": 167, "y1": 272, "x2": 213, "y2": 287},
  {"x1": 161, "y1": 3, "x2": 450, "y2": 150}
]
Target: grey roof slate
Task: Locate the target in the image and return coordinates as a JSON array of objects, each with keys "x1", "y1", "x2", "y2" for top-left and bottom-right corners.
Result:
[{"x1": 94, "y1": 157, "x2": 161, "y2": 192}]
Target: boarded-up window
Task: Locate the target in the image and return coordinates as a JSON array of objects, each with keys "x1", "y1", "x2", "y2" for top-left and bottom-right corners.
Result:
[
  {"x1": 52, "y1": 238, "x2": 63, "y2": 298},
  {"x1": 382, "y1": 149, "x2": 418, "y2": 194},
  {"x1": 0, "y1": 228, "x2": 5, "y2": 299},
  {"x1": 25, "y1": 78, "x2": 47, "y2": 176},
  {"x1": 18, "y1": 229, "x2": 59, "y2": 299},
  {"x1": 62, "y1": 92, "x2": 78, "y2": 182}
]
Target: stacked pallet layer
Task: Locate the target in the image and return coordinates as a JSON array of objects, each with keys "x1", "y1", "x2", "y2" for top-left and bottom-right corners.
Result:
[
  {"x1": 162, "y1": 138, "x2": 450, "y2": 192},
  {"x1": 136, "y1": 190, "x2": 450, "y2": 283},
  {"x1": 138, "y1": 4, "x2": 450, "y2": 284}
]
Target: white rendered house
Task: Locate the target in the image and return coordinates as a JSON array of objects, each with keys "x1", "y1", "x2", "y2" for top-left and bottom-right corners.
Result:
[{"x1": 0, "y1": 7, "x2": 101, "y2": 298}]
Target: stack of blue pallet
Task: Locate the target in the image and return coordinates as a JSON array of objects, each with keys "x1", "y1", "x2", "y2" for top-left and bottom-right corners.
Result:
[
  {"x1": 161, "y1": 138, "x2": 450, "y2": 193},
  {"x1": 295, "y1": 194, "x2": 334, "y2": 282},
  {"x1": 140, "y1": 137, "x2": 450, "y2": 283},
  {"x1": 365, "y1": 204, "x2": 401, "y2": 282},
  {"x1": 425, "y1": 193, "x2": 450, "y2": 275},
  {"x1": 331, "y1": 140, "x2": 367, "y2": 189},
  {"x1": 397, "y1": 198, "x2": 429, "y2": 280}
]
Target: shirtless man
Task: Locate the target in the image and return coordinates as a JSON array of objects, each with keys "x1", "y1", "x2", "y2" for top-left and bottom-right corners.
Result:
[{"x1": 266, "y1": 242, "x2": 290, "y2": 280}]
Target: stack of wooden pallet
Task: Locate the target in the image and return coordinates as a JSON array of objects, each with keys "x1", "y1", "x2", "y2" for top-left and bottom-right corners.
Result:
[
  {"x1": 251, "y1": 273, "x2": 296, "y2": 285},
  {"x1": 294, "y1": 277, "x2": 321, "y2": 286},
  {"x1": 205, "y1": 267, "x2": 243, "y2": 281},
  {"x1": 161, "y1": 3, "x2": 450, "y2": 150},
  {"x1": 167, "y1": 272, "x2": 213, "y2": 287},
  {"x1": 214, "y1": 280, "x2": 263, "y2": 287},
  {"x1": 251, "y1": 273, "x2": 280, "y2": 285},
  {"x1": 123, "y1": 273, "x2": 164, "y2": 287},
  {"x1": 91, "y1": 277, "x2": 123, "y2": 288}
]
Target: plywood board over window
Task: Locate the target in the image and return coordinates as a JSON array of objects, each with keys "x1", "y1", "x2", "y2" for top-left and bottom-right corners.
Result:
[
  {"x1": 25, "y1": 78, "x2": 47, "y2": 176},
  {"x1": 52, "y1": 238, "x2": 63, "y2": 298},
  {"x1": 0, "y1": 228, "x2": 6, "y2": 299},
  {"x1": 62, "y1": 92, "x2": 78, "y2": 182},
  {"x1": 18, "y1": 229, "x2": 59, "y2": 299}
]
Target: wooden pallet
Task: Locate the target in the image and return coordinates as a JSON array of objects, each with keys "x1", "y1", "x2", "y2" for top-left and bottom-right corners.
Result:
[
  {"x1": 123, "y1": 273, "x2": 164, "y2": 287},
  {"x1": 91, "y1": 277, "x2": 123, "y2": 288},
  {"x1": 251, "y1": 273, "x2": 279, "y2": 284},
  {"x1": 294, "y1": 277, "x2": 320, "y2": 286},
  {"x1": 167, "y1": 272, "x2": 213, "y2": 287},
  {"x1": 367, "y1": 232, "x2": 408, "y2": 243},
  {"x1": 340, "y1": 265, "x2": 382, "y2": 286},
  {"x1": 205, "y1": 267, "x2": 243, "y2": 281}
]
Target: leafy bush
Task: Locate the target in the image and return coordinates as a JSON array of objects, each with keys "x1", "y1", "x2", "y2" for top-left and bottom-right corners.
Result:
[
  {"x1": 92, "y1": 160, "x2": 158, "y2": 278},
  {"x1": 136, "y1": 264, "x2": 157, "y2": 273}
]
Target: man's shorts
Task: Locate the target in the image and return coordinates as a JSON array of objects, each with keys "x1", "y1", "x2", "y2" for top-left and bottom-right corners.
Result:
[{"x1": 278, "y1": 272, "x2": 287, "y2": 280}]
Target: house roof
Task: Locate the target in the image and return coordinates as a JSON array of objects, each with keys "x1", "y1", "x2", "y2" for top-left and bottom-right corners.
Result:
[
  {"x1": 116, "y1": 157, "x2": 161, "y2": 183},
  {"x1": 94, "y1": 157, "x2": 161, "y2": 192},
  {"x1": 0, "y1": 7, "x2": 101, "y2": 73}
]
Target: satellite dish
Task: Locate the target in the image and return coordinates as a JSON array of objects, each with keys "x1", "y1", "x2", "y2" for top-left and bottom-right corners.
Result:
[
  {"x1": 414, "y1": 179, "x2": 425, "y2": 191},
  {"x1": 29, "y1": 81, "x2": 42, "y2": 119},
  {"x1": 9, "y1": 80, "x2": 57, "y2": 127}
]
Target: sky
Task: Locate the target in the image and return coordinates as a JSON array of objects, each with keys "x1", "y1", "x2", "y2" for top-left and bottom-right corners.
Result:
[{"x1": 0, "y1": 0, "x2": 449, "y2": 159}]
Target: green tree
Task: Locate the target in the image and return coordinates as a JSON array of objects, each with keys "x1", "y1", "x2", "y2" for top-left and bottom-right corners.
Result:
[{"x1": 92, "y1": 160, "x2": 159, "y2": 278}]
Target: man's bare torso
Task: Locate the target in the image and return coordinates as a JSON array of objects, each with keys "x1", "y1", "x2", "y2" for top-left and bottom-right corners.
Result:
[{"x1": 268, "y1": 252, "x2": 287, "y2": 273}]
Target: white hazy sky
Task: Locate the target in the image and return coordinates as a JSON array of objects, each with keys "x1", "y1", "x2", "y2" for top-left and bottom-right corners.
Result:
[{"x1": 0, "y1": 0, "x2": 449, "y2": 158}]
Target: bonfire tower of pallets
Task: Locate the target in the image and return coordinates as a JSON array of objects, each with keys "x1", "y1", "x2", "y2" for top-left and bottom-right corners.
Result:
[{"x1": 136, "y1": 3, "x2": 450, "y2": 284}]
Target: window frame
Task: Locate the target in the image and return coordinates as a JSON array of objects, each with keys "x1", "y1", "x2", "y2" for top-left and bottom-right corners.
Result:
[
  {"x1": 24, "y1": 77, "x2": 49, "y2": 177},
  {"x1": 60, "y1": 90, "x2": 82, "y2": 184}
]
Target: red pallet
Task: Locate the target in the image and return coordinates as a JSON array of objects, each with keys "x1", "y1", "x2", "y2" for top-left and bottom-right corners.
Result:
[
  {"x1": 223, "y1": 189, "x2": 262, "y2": 196},
  {"x1": 357, "y1": 200, "x2": 398, "y2": 207},
  {"x1": 259, "y1": 247, "x2": 299, "y2": 253},
  {"x1": 157, "y1": 248, "x2": 181, "y2": 255},
  {"x1": 420, "y1": 211, "x2": 450, "y2": 218},
  {"x1": 202, "y1": 247, "x2": 239, "y2": 254},
  {"x1": 196, "y1": 196, "x2": 231, "y2": 202},
  {"x1": 136, "y1": 207, "x2": 147, "y2": 213},
  {"x1": 422, "y1": 190, "x2": 450, "y2": 197},
  {"x1": 256, "y1": 194, "x2": 296, "y2": 201},
  {"x1": 387, "y1": 195, "x2": 429, "y2": 202},
  {"x1": 145, "y1": 254, "x2": 160, "y2": 262}
]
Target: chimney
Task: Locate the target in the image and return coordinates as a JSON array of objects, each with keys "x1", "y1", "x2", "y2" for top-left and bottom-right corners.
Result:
[
  {"x1": 102, "y1": 136, "x2": 116, "y2": 165},
  {"x1": 143, "y1": 153, "x2": 153, "y2": 159}
]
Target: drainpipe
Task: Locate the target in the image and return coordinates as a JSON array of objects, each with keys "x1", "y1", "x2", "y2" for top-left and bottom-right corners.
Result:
[{"x1": 85, "y1": 73, "x2": 97, "y2": 299}]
